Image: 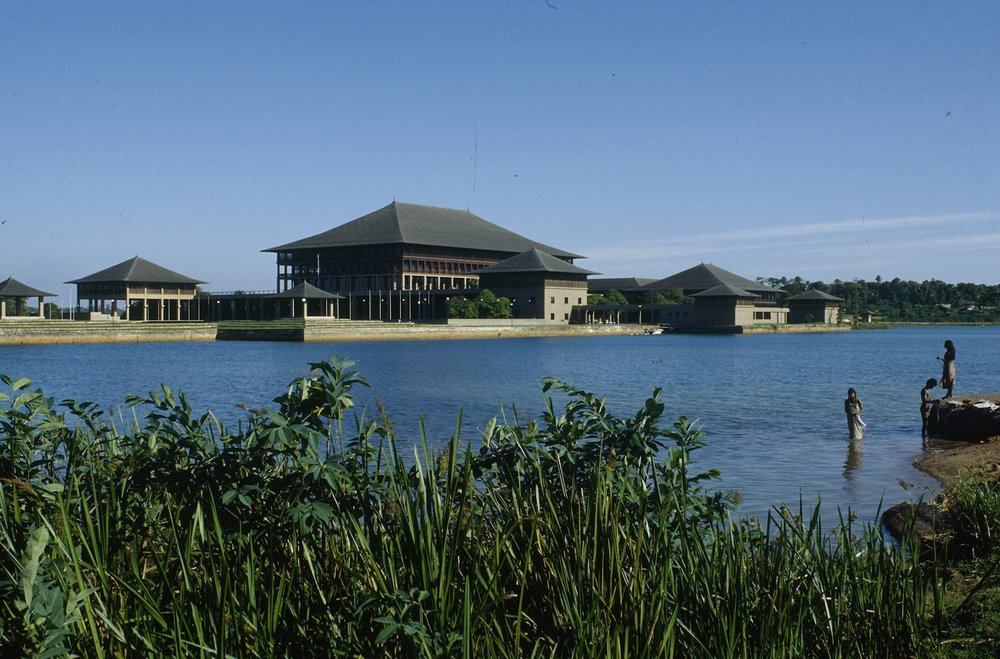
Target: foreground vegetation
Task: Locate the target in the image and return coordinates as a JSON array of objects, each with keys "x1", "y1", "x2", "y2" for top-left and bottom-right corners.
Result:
[{"x1": 1, "y1": 359, "x2": 998, "y2": 656}]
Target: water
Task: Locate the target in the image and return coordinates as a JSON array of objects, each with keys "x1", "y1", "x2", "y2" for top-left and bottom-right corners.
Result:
[{"x1": 2, "y1": 325, "x2": 996, "y2": 524}]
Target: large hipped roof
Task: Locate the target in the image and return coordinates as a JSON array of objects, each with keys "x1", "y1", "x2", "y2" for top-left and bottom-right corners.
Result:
[
  {"x1": 66, "y1": 256, "x2": 205, "y2": 285},
  {"x1": 643, "y1": 263, "x2": 782, "y2": 295},
  {"x1": 264, "y1": 201, "x2": 583, "y2": 259},
  {"x1": 475, "y1": 248, "x2": 597, "y2": 276}
]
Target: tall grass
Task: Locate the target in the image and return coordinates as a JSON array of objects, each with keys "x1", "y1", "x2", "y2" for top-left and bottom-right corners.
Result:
[{"x1": 0, "y1": 362, "x2": 954, "y2": 656}]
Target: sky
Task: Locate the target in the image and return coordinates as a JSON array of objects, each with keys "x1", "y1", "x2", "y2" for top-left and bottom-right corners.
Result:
[{"x1": 2, "y1": 2, "x2": 998, "y2": 304}]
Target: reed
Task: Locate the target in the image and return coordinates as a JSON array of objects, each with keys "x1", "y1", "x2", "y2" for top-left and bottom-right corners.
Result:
[{"x1": 0, "y1": 361, "x2": 977, "y2": 656}]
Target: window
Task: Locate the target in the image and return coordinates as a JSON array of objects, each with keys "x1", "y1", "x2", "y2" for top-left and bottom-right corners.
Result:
[
  {"x1": 550, "y1": 313, "x2": 555, "y2": 320},
  {"x1": 564, "y1": 297, "x2": 569, "y2": 304},
  {"x1": 550, "y1": 296, "x2": 555, "y2": 303}
]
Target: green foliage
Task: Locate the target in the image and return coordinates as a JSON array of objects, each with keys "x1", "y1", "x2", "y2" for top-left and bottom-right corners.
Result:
[
  {"x1": 586, "y1": 293, "x2": 608, "y2": 305},
  {"x1": 763, "y1": 274, "x2": 1000, "y2": 321},
  {"x1": 447, "y1": 289, "x2": 512, "y2": 319},
  {"x1": 447, "y1": 296, "x2": 478, "y2": 319},
  {"x1": 0, "y1": 359, "x2": 984, "y2": 656},
  {"x1": 641, "y1": 287, "x2": 690, "y2": 305},
  {"x1": 605, "y1": 289, "x2": 628, "y2": 305},
  {"x1": 946, "y1": 476, "x2": 1000, "y2": 555}
]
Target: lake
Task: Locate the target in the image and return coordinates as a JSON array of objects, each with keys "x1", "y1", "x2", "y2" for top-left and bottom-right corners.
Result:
[{"x1": 2, "y1": 325, "x2": 996, "y2": 524}]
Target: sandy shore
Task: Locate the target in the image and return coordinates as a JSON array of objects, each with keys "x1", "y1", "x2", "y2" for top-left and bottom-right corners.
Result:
[{"x1": 915, "y1": 439, "x2": 1000, "y2": 486}]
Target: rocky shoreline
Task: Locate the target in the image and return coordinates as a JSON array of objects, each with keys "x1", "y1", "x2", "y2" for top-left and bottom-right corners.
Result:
[{"x1": 883, "y1": 395, "x2": 1000, "y2": 543}]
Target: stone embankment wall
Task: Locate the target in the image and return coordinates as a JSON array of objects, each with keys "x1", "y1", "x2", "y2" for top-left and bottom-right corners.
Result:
[
  {"x1": 0, "y1": 320, "x2": 217, "y2": 345},
  {"x1": 3, "y1": 318, "x2": 853, "y2": 345}
]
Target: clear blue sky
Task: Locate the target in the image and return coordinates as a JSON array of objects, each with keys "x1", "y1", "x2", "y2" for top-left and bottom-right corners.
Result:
[{"x1": 3, "y1": 2, "x2": 998, "y2": 303}]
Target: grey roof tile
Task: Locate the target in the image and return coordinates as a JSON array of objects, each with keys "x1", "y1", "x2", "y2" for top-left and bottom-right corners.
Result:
[
  {"x1": 644, "y1": 263, "x2": 781, "y2": 294},
  {"x1": 264, "y1": 201, "x2": 583, "y2": 259},
  {"x1": 475, "y1": 248, "x2": 597, "y2": 275},
  {"x1": 691, "y1": 283, "x2": 760, "y2": 298},
  {"x1": 0, "y1": 277, "x2": 55, "y2": 297},
  {"x1": 786, "y1": 289, "x2": 844, "y2": 301},
  {"x1": 66, "y1": 256, "x2": 205, "y2": 285}
]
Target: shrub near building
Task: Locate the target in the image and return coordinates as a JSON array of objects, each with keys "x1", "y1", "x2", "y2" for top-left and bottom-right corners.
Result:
[{"x1": 447, "y1": 289, "x2": 513, "y2": 319}]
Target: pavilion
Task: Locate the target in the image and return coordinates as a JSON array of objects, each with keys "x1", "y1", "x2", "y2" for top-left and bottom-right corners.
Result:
[
  {"x1": 269, "y1": 281, "x2": 344, "y2": 319},
  {"x1": 786, "y1": 289, "x2": 845, "y2": 324},
  {"x1": 67, "y1": 256, "x2": 205, "y2": 321},
  {"x1": 0, "y1": 277, "x2": 55, "y2": 320}
]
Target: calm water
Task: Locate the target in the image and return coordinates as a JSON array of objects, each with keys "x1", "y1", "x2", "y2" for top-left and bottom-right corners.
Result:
[{"x1": 3, "y1": 325, "x2": 997, "y2": 524}]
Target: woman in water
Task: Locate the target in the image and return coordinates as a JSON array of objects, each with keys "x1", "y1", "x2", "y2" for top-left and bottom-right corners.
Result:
[
  {"x1": 844, "y1": 388, "x2": 864, "y2": 440},
  {"x1": 937, "y1": 340, "x2": 956, "y2": 398}
]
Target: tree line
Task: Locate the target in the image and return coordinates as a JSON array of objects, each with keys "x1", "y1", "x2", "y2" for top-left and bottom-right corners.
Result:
[{"x1": 759, "y1": 275, "x2": 1000, "y2": 322}]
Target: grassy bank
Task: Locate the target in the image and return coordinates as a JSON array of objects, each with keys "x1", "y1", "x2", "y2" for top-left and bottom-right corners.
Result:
[{"x1": 1, "y1": 359, "x2": 997, "y2": 656}]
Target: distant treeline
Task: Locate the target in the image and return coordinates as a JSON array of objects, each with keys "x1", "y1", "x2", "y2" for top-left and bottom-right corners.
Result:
[{"x1": 761, "y1": 276, "x2": 1000, "y2": 322}]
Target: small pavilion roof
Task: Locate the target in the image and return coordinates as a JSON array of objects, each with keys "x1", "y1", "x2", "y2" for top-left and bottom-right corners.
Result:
[
  {"x1": 0, "y1": 277, "x2": 55, "y2": 298},
  {"x1": 269, "y1": 281, "x2": 345, "y2": 299},
  {"x1": 264, "y1": 201, "x2": 583, "y2": 260},
  {"x1": 690, "y1": 283, "x2": 760, "y2": 298},
  {"x1": 786, "y1": 289, "x2": 844, "y2": 302},
  {"x1": 474, "y1": 248, "x2": 597, "y2": 276},
  {"x1": 66, "y1": 256, "x2": 205, "y2": 285},
  {"x1": 643, "y1": 263, "x2": 781, "y2": 295}
]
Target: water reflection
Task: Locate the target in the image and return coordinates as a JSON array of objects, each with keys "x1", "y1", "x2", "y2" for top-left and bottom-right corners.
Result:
[{"x1": 844, "y1": 438, "x2": 862, "y2": 479}]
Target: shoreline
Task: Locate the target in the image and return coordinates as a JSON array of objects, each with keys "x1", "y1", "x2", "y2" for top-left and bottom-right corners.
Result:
[
  {"x1": 913, "y1": 393, "x2": 1000, "y2": 486},
  {"x1": 914, "y1": 439, "x2": 1000, "y2": 487},
  {"x1": 0, "y1": 319, "x2": 851, "y2": 346}
]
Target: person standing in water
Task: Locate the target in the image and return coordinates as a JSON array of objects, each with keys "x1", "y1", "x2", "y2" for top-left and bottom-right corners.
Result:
[
  {"x1": 937, "y1": 340, "x2": 956, "y2": 398},
  {"x1": 921, "y1": 378, "x2": 938, "y2": 436},
  {"x1": 845, "y1": 388, "x2": 864, "y2": 440}
]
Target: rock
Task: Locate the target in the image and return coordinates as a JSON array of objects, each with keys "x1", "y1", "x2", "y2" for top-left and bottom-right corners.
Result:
[
  {"x1": 927, "y1": 395, "x2": 1000, "y2": 443},
  {"x1": 882, "y1": 499, "x2": 954, "y2": 555}
]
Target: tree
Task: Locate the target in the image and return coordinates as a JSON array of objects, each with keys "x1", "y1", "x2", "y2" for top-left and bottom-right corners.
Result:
[
  {"x1": 447, "y1": 297, "x2": 478, "y2": 319},
  {"x1": 448, "y1": 290, "x2": 512, "y2": 319},
  {"x1": 642, "y1": 287, "x2": 689, "y2": 304},
  {"x1": 606, "y1": 289, "x2": 628, "y2": 306},
  {"x1": 475, "y1": 290, "x2": 512, "y2": 319}
]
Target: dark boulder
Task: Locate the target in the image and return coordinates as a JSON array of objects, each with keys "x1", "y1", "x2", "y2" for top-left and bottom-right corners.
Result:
[{"x1": 927, "y1": 397, "x2": 1000, "y2": 443}]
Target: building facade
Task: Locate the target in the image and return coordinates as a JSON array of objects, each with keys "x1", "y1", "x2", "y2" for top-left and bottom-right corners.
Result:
[
  {"x1": 786, "y1": 289, "x2": 844, "y2": 324},
  {"x1": 586, "y1": 263, "x2": 791, "y2": 329},
  {"x1": 264, "y1": 201, "x2": 583, "y2": 321},
  {"x1": 475, "y1": 248, "x2": 596, "y2": 323}
]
